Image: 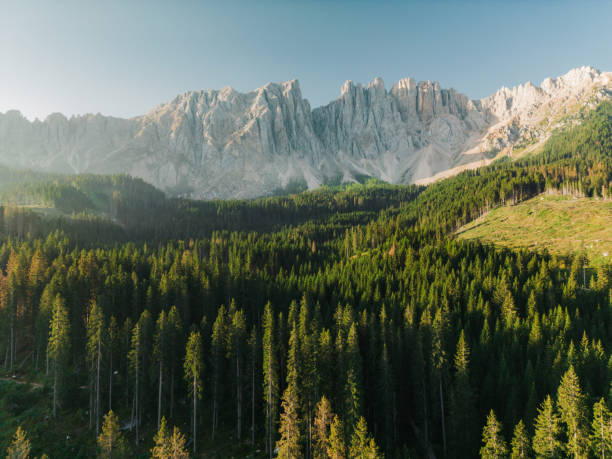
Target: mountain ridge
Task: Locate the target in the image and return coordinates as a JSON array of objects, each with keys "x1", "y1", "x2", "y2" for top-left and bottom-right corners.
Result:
[{"x1": 1, "y1": 66, "x2": 610, "y2": 199}]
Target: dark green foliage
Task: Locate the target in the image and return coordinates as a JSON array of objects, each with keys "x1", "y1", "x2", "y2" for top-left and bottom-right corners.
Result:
[{"x1": 0, "y1": 101, "x2": 611, "y2": 457}]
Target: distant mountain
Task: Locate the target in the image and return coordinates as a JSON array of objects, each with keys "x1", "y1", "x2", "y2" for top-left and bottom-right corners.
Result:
[{"x1": 1, "y1": 66, "x2": 611, "y2": 199}]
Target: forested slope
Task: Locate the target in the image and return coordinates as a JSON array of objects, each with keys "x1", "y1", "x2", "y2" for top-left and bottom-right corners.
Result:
[{"x1": 0, "y1": 103, "x2": 611, "y2": 458}]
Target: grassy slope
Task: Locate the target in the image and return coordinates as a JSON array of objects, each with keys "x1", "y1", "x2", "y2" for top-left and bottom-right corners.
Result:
[{"x1": 456, "y1": 194, "x2": 612, "y2": 266}]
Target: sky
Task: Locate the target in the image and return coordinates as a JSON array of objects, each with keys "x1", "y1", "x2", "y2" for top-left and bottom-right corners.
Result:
[{"x1": 2, "y1": 0, "x2": 612, "y2": 121}]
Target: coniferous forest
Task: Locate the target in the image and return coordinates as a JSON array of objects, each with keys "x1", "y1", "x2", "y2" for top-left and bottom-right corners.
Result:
[{"x1": 0, "y1": 102, "x2": 612, "y2": 458}]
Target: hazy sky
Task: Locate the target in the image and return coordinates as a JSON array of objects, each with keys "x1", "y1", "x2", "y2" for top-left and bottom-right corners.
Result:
[{"x1": 2, "y1": 0, "x2": 612, "y2": 120}]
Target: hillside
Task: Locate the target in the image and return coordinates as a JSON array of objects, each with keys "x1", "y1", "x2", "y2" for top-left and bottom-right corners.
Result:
[{"x1": 456, "y1": 194, "x2": 612, "y2": 265}]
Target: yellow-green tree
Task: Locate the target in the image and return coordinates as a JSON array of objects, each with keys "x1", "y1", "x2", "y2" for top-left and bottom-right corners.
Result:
[
  {"x1": 313, "y1": 396, "x2": 333, "y2": 459},
  {"x1": 479, "y1": 410, "x2": 507, "y2": 459},
  {"x1": 532, "y1": 395, "x2": 562, "y2": 458},
  {"x1": 510, "y1": 420, "x2": 530, "y2": 459},
  {"x1": 349, "y1": 417, "x2": 382, "y2": 459},
  {"x1": 590, "y1": 398, "x2": 612, "y2": 458},
  {"x1": 48, "y1": 294, "x2": 70, "y2": 419},
  {"x1": 557, "y1": 366, "x2": 588, "y2": 458},
  {"x1": 327, "y1": 415, "x2": 346, "y2": 459},
  {"x1": 97, "y1": 410, "x2": 128, "y2": 459},
  {"x1": 276, "y1": 323, "x2": 302, "y2": 458},
  {"x1": 6, "y1": 426, "x2": 31, "y2": 459},
  {"x1": 151, "y1": 417, "x2": 190, "y2": 459}
]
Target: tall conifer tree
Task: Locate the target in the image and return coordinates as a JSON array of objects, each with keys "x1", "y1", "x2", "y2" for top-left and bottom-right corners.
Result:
[
  {"x1": 262, "y1": 302, "x2": 279, "y2": 458},
  {"x1": 48, "y1": 294, "x2": 70, "y2": 419},
  {"x1": 184, "y1": 330, "x2": 203, "y2": 454}
]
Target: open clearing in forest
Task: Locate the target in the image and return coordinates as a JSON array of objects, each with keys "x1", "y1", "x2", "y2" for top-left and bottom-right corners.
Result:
[{"x1": 456, "y1": 194, "x2": 612, "y2": 266}]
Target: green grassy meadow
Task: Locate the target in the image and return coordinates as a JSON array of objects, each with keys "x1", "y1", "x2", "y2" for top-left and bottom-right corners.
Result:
[{"x1": 456, "y1": 194, "x2": 612, "y2": 266}]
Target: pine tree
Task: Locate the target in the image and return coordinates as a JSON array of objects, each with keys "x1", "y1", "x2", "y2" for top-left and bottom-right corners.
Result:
[
  {"x1": 48, "y1": 293, "x2": 70, "y2": 419},
  {"x1": 479, "y1": 410, "x2": 507, "y2": 459},
  {"x1": 97, "y1": 410, "x2": 128, "y2": 459},
  {"x1": 532, "y1": 395, "x2": 562, "y2": 458},
  {"x1": 349, "y1": 417, "x2": 381, "y2": 459},
  {"x1": 313, "y1": 396, "x2": 333, "y2": 459},
  {"x1": 590, "y1": 398, "x2": 612, "y2": 458},
  {"x1": 557, "y1": 366, "x2": 588, "y2": 458},
  {"x1": 184, "y1": 330, "x2": 203, "y2": 454},
  {"x1": 6, "y1": 426, "x2": 31, "y2": 459},
  {"x1": 328, "y1": 415, "x2": 347, "y2": 459},
  {"x1": 262, "y1": 302, "x2": 279, "y2": 458},
  {"x1": 86, "y1": 300, "x2": 105, "y2": 435},
  {"x1": 509, "y1": 420, "x2": 530, "y2": 459}
]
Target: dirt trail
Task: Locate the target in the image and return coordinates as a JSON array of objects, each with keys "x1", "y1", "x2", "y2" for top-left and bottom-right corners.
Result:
[{"x1": 0, "y1": 376, "x2": 43, "y2": 389}]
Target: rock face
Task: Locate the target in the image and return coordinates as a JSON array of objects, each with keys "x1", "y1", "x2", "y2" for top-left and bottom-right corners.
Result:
[{"x1": 1, "y1": 66, "x2": 611, "y2": 199}]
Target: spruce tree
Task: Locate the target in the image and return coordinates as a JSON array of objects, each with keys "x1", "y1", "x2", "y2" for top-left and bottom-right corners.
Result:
[
  {"x1": 107, "y1": 316, "x2": 118, "y2": 412},
  {"x1": 151, "y1": 416, "x2": 171, "y2": 459},
  {"x1": 451, "y1": 329, "x2": 476, "y2": 456},
  {"x1": 210, "y1": 305, "x2": 227, "y2": 440},
  {"x1": 433, "y1": 307, "x2": 449, "y2": 457},
  {"x1": 328, "y1": 415, "x2": 347, "y2": 459},
  {"x1": 35, "y1": 284, "x2": 54, "y2": 375},
  {"x1": 167, "y1": 306, "x2": 183, "y2": 420},
  {"x1": 590, "y1": 398, "x2": 612, "y2": 458},
  {"x1": 229, "y1": 308, "x2": 247, "y2": 441},
  {"x1": 48, "y1": 294, "x2": 70, "y2": 419},
  {"x1": 6, "y1": 426, "x2": 31, "y2": 459},
  {"x1": 151, "y1": 417, "x2": 190, "y2": 459},
  {"x1": 86, "y1": 300, "x2": 105, "y2": 435},
  {"x1": 184, "y1": 330, "x2": 203, "y2": 454},
  {"x1": 153, "y1": 310, "x2": 170, "y2": 431},
  {"x1": 313, "y1": 396, "x2": 333, "y2": 459},
  {"x1": 248, "y1": 328, "x2": 258, "y2": 445},
  {"x1": 168, "y1": 426, "x2": 190, "y2": 459},
  {"x1": 479, "y1": 410, "x2": 507, "y2": 459},
  {"x1": 557, "y1": 366, "x2": 588, "y2": 458},
  {"x1": 532, "y1": 395, "x2": 562, "y2": 458},
  {"x1": 509, "y1": 420, "x2": 530, "y2": 459},
  {"x1": 262, "y1": 302, "x2": 279, "y2": 458},
  {"x1": 127, "y1": 310, "x2": 152, "y2": 446},
  {"x1": 344, "y1": 323, "x2": 362, "y2": 437},
  {"x1": 97, "y1": 410, "x2": 128, "y2": 459},
  {"x1": 276, "y1": 323, "x2": 302, "y2": 458},
  {"x1": 349, "y1": 417, "x2": 381, "y2": 459}
]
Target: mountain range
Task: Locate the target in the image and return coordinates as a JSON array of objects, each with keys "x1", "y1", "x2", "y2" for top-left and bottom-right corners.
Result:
[{"x1": 1, "y1": 66, "x2": 611, "y2": 199}]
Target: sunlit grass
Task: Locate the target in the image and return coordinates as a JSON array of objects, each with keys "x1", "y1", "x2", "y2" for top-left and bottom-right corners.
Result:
[{"x1": 456, "y1": 194, "x2": 612, "y2": 266}]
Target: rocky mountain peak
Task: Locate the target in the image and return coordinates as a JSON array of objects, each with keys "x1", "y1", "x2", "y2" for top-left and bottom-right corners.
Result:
[{"x1": 1, "y1": 67, "x2": 611, "y2": 199}]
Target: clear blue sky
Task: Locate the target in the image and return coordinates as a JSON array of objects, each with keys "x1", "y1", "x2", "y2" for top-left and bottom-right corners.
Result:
[{"x1": 2, "y1": 0, "x2": 612, "y2": 120}]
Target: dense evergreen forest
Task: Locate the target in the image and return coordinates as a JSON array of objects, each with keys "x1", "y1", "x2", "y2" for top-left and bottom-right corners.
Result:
[{"x1": 0, "y1": 102, "x2": 612, "y2": 458}]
